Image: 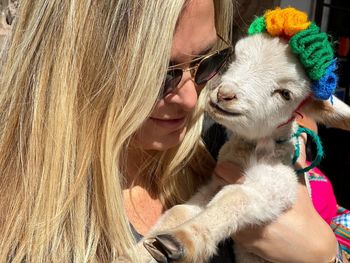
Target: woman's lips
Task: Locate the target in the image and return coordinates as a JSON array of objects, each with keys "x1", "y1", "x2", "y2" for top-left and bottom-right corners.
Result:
[{"x1": 149, "y1": 117, "x2": 186, "y2": 130}]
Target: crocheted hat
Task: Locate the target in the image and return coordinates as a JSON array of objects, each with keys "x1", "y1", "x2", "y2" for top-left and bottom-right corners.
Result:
[{"x1": 248, "y1": 7, "x2": 338, "y2": 101}]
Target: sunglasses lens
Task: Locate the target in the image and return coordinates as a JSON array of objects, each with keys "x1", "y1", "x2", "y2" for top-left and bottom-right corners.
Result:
[
  {"x1": 160, "y1": 69, "x2": 183, "y2": 98},
  {"x1": 195, "y1": 48, "x2": 231, "y2": 85}
]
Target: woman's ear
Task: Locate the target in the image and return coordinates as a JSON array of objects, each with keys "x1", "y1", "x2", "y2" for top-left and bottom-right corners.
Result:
[{"x1": 301, "y1": 96, "x2": 350, "y2": 131}]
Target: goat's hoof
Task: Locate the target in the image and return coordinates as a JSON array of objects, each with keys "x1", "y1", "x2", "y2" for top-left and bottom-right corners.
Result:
[{"x1": 143, "y1": 234, "x2": 184, "y2": 262}]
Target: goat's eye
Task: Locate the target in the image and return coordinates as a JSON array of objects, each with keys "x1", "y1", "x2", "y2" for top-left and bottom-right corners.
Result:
[{"x1": 279, "y1": 89, "x2": 292, "y2": 101}]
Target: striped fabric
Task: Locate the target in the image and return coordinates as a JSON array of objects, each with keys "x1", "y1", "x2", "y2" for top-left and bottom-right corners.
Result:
[{"x1": 331, "y1": 206, "x2": 350, "y2": 259}]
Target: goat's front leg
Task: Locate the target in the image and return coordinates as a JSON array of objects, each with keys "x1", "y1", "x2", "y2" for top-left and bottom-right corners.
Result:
[
  {"x1": 140, "y1": 204, "x2": 203, "y2": 262},
  {"x1": 123, "y1": 178, "x2": 224, "y2": 263},
  {"x1": 116, "y1": 203, "x2": 203, "y2": 263},
  {"x1": 144, "y1": 184, "x2": 251, "y2": 263},
  {"x1": 144, "y1": 163, "x2": 297, "y2": 263}
]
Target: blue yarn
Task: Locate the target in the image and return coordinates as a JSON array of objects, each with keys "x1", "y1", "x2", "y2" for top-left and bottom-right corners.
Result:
[
  {"x1": 311, "y1": 59, "x2": 338, "y2": 100},
  {"x1": 292, "y1": 126, "x2": 324, "y2": 174}
]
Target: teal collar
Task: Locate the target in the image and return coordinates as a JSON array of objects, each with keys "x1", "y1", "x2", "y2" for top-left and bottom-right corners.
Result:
[
  {"x1": 292, "y1": 126, "x2": 324, "y2": 174},
  {"x1": 275, "y1": 126, "x2": 324, "y2": 175}
]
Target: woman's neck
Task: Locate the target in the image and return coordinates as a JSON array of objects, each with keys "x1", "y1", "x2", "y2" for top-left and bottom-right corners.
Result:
[
  {"x1": 123, "y1": 185, "x2": 163, "y2": 235},
  {"x1": 123, "y1": 147, "x2": 150, "y2": 189},
  {"x1": 123, "y1": 147, "x2": 164, "y2": 235}
]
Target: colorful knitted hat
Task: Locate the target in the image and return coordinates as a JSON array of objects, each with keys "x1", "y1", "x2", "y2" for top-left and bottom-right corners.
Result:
[{"x1": 248, "y1": 7, "x2": 338, "y2": 101}]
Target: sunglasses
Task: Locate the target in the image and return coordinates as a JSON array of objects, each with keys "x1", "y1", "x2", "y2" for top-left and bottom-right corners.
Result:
[{"x1": 159, "y1": 34, "x2": 233, "y2": 99}]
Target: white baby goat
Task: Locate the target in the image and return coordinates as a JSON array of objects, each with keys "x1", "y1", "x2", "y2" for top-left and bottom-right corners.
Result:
[{"x1": 121, "y1": 33, "x2": 350, "y2": 263}]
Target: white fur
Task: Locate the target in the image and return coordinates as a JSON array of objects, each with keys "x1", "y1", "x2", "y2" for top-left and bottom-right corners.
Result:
[{"x1": 119, "y1": 33, "x2": 350, "y2": 263}]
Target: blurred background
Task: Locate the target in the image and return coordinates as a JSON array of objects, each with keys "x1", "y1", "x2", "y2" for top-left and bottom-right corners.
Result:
[{"x1": 1, "y1": 0, "x2": 349, "y2": 207}]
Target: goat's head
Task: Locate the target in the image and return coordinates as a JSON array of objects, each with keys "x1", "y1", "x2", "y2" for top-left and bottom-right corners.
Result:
[
  {"x1": 208, "y1": 33, "x2": 310, "y2": 139},
  {"x1": 207, "y1": 7, "x2": 350, "y2": 140}
]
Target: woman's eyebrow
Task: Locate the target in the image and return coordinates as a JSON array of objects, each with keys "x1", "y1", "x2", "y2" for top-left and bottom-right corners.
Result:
[
  {"x1": 170, "y1": 41, "x2": 216, "y2": 65},
  {"x1": 197, "y1": 45, "x2": 214, "y2": 56},
  {"x1": 193, "y1": 40, "x2": 217, "y2": 56}
]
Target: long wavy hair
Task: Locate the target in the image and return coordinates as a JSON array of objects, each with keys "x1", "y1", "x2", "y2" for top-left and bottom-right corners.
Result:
[{"x1": 0, "y1": 0, "x2": 233, "y2": 262}]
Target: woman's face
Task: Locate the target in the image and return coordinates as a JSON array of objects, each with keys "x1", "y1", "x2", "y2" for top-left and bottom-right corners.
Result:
[{"x1": 135, "y1": 0, "x2": 217, "y2": 151}]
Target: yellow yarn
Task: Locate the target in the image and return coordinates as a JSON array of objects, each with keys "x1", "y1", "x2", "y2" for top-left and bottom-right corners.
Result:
[{"x1": 265, "y1": 7, "x2": 311, "y2": 37}]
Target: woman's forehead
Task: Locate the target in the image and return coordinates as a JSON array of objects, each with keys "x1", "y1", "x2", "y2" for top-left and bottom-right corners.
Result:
[{"x1": 171, "y1": 0, "x2": 216, "y2": 63}]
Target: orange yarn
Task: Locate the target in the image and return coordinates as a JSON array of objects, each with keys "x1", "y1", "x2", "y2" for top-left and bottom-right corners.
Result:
[
  {"x1": 265, "y1": 7, "x2": 311, "y2": 37},
  {"x1": 265, "y1": 8, "x2": 285, "y2": 36}
]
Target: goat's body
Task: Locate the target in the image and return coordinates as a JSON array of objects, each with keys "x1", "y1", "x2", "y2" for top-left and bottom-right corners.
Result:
[
  {"x1": 160, "y1": 132, "x2": 297, "y2": 263},
  {"x1": 127, "y1": 124, "x2": 299, "y2": 263}
]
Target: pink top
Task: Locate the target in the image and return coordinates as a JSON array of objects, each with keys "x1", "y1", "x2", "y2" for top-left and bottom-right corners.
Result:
[
  {"x1": 307, "y1": 163, "x2": 337, "y2": 224},
  {"x1": 307, "y1": 163, "x2": 350, "y2": 259}
]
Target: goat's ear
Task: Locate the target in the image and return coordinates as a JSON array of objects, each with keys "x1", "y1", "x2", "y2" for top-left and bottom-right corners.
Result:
[{"x1": 301, "y1": 96, "x2": 350, "y2": 131}]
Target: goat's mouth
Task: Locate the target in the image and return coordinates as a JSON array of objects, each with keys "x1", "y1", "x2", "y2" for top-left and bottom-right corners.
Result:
[{"x1": 208, "y1": 101, "x2": 242, "y2": 117}]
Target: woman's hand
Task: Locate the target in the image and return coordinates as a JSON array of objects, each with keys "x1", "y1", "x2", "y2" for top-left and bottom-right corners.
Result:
[{"x1": 214, "y1": 161, "x2": 339, "y2": 263}]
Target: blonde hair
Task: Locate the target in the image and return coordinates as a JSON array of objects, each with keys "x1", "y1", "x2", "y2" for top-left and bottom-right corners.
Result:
[{"x1": 0, "y1": 0, "x2": 233, "y2": 262}]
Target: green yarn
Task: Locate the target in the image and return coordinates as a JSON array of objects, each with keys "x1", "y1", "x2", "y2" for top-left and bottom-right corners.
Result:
[
  {"x1": 248, "y1": 16, "x2": 266, "y2": 35},
  {"x1": 298, "y1": 41, "x2": 327, "y2": 67},
  {"x1": 289, "y1": 23, "x2": 320, "y2": 53},
  {"x1": 308, "y1": 58, "x2": 333, "y2": 80},
  {"x1": 289, "y1": 23, "x2": 334, "y2": 80},
  {"x1": 292, "y1": 126, "x2": 324, "y2": 174}
]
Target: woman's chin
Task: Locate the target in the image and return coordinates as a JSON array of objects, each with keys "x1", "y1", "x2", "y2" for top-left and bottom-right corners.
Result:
[{"x1": 140, "y1": 126, "x2": 187, "y2": 151}]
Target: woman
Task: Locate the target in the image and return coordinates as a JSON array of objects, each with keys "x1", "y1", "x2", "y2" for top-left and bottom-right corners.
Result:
[{"x1": 0, "y1": 0, "x2": 345, "y2": 262}]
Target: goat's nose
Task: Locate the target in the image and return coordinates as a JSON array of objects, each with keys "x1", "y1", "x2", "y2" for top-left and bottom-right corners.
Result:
[{"x1": 217, "y1": 85, "x2": 237, "y2": 102}]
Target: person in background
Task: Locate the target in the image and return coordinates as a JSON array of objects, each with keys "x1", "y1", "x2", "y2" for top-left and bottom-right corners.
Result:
[{"x1": 0, "y1": 0, "x2": 346, "y2": 262}]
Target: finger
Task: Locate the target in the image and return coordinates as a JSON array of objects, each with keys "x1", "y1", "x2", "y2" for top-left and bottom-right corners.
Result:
[
  {"x1": 214, "y1": 161, "x2": 244, "y2": 184},
  {"x1": 295, "y1": 132, "x2": 307, "y2": 168}
]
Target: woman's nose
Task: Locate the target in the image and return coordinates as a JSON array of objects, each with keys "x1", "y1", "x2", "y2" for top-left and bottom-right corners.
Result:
[{"x1": 165, "y1": 71, "x2": 198, "y2": 111}]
